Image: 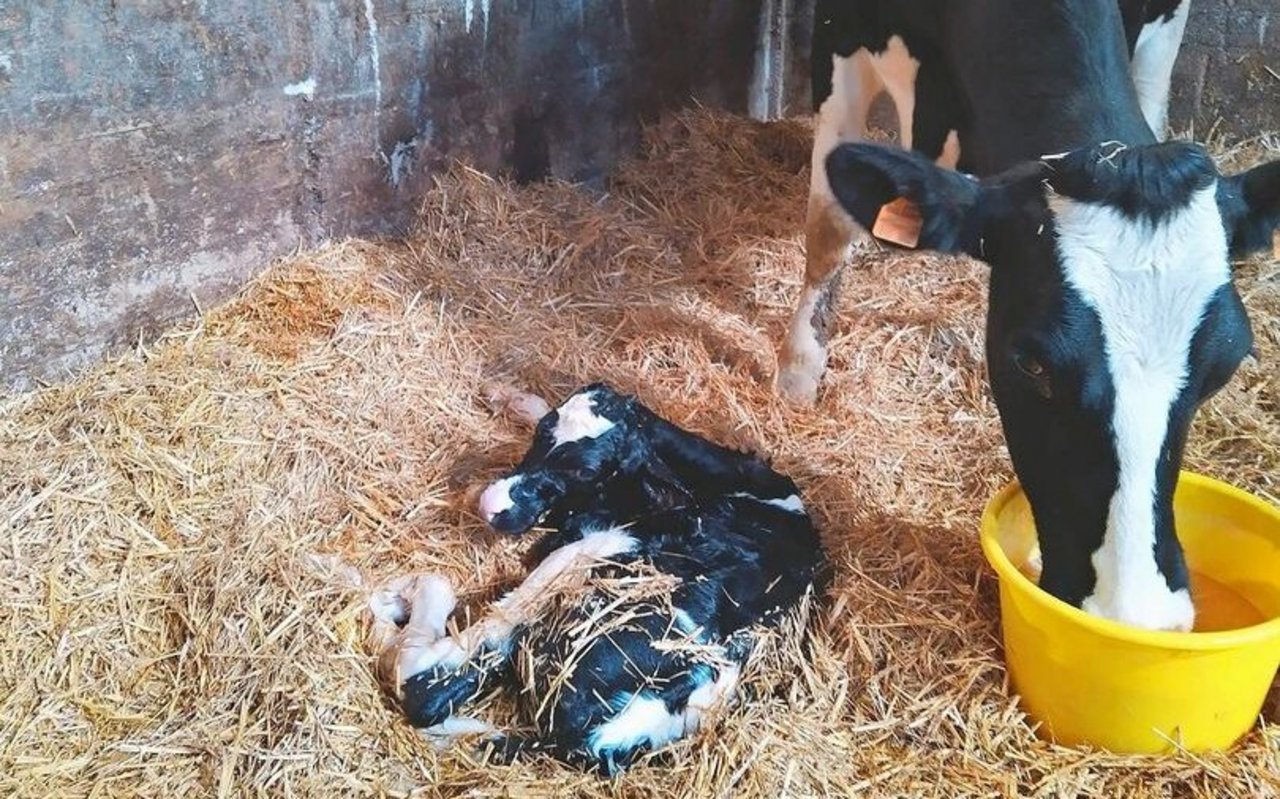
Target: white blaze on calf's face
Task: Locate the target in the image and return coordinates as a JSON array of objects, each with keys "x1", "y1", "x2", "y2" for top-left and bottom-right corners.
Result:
[
  {"x1": 1051, "y1": 184, "x2": 1229, "y2": 632},
  {"x1": 551, "y1": 392, "x2": 615, "y2": 448}
]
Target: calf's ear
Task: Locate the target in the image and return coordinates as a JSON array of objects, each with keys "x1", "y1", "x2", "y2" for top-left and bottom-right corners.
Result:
[
  {"x1": 1218, "y1": 159, "x2": 1280, "y2": 258},
  {"x1": 825, "y1": 143, "x2": 985, "y2": 257}
]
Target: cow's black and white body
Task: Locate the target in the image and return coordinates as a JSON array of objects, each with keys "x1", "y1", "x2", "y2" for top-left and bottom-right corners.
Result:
[
  {"x1": 777, "y1": 0, "x2": 1280, "y2": 631},
  {"x1": 379, "y1": 385, "x2": 823, "y2": 774}
]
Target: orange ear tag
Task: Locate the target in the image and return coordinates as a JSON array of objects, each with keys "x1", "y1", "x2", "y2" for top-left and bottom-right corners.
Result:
[{"x1": 871, "y1": 197, "x2": 923, "y2": 248}]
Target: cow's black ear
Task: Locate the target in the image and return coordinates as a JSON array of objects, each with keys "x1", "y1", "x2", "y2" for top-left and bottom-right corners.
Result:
[
  {"x1": 824, "y1": 143, "x2": 984, "y2": 257},
  {"x1": 1218, "y1": 159, "x2": 1280, "y2": 258}
]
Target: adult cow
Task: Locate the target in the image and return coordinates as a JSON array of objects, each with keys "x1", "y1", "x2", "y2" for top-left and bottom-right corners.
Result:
[{"x1": 776, "y1": 0, "x2": 1280, "y2": 631}]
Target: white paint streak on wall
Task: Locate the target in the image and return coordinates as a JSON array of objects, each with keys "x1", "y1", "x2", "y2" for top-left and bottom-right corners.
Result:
[
  {"x1": 749, "y1": 0, "x2": 792, "y2": 120},
  {"x1": 749, "y1": 0, "x2": 775, "y2": 120},
  {"x1": 362, "y1": 0, "x2": 383, "y2": 138},
  {"x1": 283, "y1": 77, "x2": 316, "y2": 99},
  {"x1": 463, "y1": 0, "x2": 491, "y2": 39}
]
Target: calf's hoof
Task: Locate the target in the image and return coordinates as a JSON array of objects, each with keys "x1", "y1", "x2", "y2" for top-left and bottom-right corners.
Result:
[{"x1": 401, "y1": 662, "x2": 491, "y2": 729}]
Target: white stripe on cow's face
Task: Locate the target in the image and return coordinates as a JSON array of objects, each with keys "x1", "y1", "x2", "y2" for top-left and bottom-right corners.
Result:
[
  {"x1": 1051, "y1": 184, "x2": 1228, "y2": 631},
  {"x1": 551, "y1": 392, "x2": 616, "y2": 448}
]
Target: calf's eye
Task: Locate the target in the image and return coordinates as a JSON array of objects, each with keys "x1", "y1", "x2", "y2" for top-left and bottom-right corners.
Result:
[
  {"x1": 1016, "y1": 355, "x2": 1044, "y2": 377},
  {"x1": 1013, "y1": 354, "x2": 1052, "y2": 399}
]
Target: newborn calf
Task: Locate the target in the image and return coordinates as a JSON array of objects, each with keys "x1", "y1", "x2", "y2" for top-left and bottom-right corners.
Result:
[{"x1": 386, "y1": 384, "x2": 824, "y2": 774}]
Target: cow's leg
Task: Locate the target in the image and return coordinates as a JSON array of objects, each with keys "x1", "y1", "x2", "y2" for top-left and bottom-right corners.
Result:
[
  {"x1": 1130, "y1": 0, "x2": 1190, "y2": 140},
  {"x1": 778, "y1": 50, "x2": 881, "y2": 403},
  {"x1": 876, "y1": 35, "x2": 920, "y2": 151},
  {"x1": 879, "y1": 37, "x2": 964, "y2": 174}
]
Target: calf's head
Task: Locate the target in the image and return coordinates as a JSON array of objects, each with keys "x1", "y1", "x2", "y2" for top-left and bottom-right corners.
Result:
[
  {"x1": 477, "y1": 384, "x2": 692, "y2": 535},
  {"x1": 826, "y1": 141, "x2": 1278, "y2": 630}
]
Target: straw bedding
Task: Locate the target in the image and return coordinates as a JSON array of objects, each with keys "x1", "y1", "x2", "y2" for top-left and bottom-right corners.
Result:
[{"x1": 1, "y1": 111, "x2": 1277, "y2": 798}]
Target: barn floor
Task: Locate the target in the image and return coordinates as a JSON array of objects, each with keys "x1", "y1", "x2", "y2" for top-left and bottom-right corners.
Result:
[{"x1": 1, "y1": 112, "x2": 1277, "y2": 798}]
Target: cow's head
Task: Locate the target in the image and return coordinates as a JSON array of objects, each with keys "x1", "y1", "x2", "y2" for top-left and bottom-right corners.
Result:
[{"x1": 826, "y1": 141, "x2": 1278, "y2": 631}]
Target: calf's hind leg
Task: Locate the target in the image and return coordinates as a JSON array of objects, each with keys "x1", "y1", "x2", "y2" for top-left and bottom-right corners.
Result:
[
  {"x1": 397, "y1": 531, "x2": 638, "y2": 729},
  {"x1": 373, "y1": 575, "x2": 495, "y2": 740},
  {"x1": 483, "y1": 382, "x2": 552, "y2": 425},
  {"x1": 778, "y1": 50, "x2": 879, "y2": 404}
]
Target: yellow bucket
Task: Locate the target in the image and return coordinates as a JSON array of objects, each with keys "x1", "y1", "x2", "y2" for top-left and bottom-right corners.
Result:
[{"x1": 980, "y1": 471, "x2": 1280, "y2": 752}]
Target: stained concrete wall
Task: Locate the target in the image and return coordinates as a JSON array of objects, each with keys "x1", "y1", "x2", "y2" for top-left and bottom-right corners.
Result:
[
  {"x1": 1170, "y1": 0, "x2": 1279, "y2": 138},
  {"x1": 1, "y1": 0, "x2": 1276, "y2": 390},
  {"x1": 0, "y1": 0, "x2": 763, "y2": 391}
]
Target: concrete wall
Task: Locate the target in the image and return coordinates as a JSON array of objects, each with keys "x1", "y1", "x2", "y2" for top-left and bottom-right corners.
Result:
[
  {"x1": 0, "y1": 0, "x2": 763, "y2": 391},
  {"x1": 1170, "y1": 0, "x2": 1279, "y2": 138},
  {"x1": 1, "y1": 0, "x2": 1276, "y2": 390}
]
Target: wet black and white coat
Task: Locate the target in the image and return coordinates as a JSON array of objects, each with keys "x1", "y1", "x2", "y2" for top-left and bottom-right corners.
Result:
[
  {"x1": 776, "y1": 0, "x2": 1280, "y2": 631},
  {"x1": 384, "y1": 385, "x2": 824, "y2": 774}
]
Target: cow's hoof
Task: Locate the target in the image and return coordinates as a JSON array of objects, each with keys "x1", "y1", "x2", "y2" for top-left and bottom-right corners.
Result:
[{"x1": 776, "y1": 364, "x2": 821, "y2": 405}]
